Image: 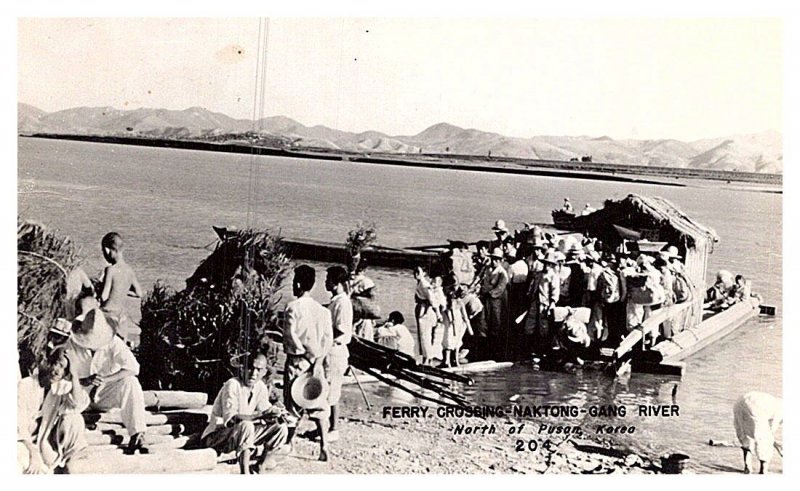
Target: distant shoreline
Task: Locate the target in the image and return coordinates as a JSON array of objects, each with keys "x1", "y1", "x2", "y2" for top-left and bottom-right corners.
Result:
[{"x1": 20, "y1": 133, "x2": 782, "y2": 188}]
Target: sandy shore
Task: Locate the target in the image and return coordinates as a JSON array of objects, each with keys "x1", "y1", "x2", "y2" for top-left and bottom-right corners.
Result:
[{"x1": 205, "y1": 396, "x2": 663, "y2": 475}]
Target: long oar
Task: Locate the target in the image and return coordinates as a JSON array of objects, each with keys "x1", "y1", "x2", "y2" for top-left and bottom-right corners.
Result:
[{"x1": 348, "y1": 365, "x2": 372, "y2": 410}]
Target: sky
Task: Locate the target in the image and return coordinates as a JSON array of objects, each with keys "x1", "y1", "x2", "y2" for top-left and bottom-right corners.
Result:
[{"x1": 17, "y1": 16, "x2": 784, "y2": 141}]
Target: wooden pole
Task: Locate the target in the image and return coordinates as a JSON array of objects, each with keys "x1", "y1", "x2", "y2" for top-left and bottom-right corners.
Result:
[
  {"x1": 143, "y1": 391, "x2": 208, "y2": 410},
  {"x1": 347, "y1": 365, "x2": 372, "y2": 410}
]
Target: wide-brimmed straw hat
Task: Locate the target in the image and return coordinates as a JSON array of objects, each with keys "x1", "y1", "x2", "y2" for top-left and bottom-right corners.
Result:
[
  {"x1": 291, "y1": 369, "x2": 330, "y2": 410},
  {"x1": 491, "y1": 220, "x2": 509, "y2": 233},
  {"x1": 490, "y1": 247, "x2": 505, "y2": 259},
  {"x1": 71, "y1": 308, "x2": 115, "y2": 350},
  {"x1": 660, "y1": 245, "x2": 682, "y2": 259}
]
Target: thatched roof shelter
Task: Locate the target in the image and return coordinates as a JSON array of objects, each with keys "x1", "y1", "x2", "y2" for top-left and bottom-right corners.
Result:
[
  {"x1": 571, "y1": 194, "x2": 719, "y2": 255},
  {"x1": 571, "y1": 194, "x2": 719, "y2": 332}
]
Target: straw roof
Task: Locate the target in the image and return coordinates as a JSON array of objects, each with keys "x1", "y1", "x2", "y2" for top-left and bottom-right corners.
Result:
[{"x1": 572, "y1": 194, "x2": 719, "y2": 250}]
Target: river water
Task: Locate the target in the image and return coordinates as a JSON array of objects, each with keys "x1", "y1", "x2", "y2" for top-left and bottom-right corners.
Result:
[{"x1": 18, "y1": 137, "x2": 782, "y2": 473}]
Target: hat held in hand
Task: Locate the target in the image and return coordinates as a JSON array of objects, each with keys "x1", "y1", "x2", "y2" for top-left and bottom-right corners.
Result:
[{"x1": 71, "y1": 308, "x2": 115, "y2": 350}]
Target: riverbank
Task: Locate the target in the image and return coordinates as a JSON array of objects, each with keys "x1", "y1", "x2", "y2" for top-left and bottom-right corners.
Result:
[
  {"x1": 205, "y1": 396, "x2": 665, "y2": 474},
  {"x1": 20, "y1": 133, "x2": 782, "y2": 187}
]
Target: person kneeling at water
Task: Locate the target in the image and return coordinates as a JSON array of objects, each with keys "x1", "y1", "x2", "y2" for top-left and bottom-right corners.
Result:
[
  {"x1": 202, "y1": 354, "x2": 289, "y2": 474},
  {"x1": 375, "y1": 311, "x2": 416, "y2": 357},
  {"x1": 733, "y1": 391, "x2": 782, "y2": 474},
  {"x1": 18, "y1": 346, "x2": 90, "y2": 474}
]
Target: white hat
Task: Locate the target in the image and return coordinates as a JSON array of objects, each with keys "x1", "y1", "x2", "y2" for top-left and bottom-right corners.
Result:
[
  {"x1": 662, "y1": 245, "x2": 682, "y2": 259},
  {"x1": 492, "y1": 220, "x2": 509, "y2": 233},
  {"x1": 291, "y1": 369, "x2": 330, "y2": 410},
  {"x1": 70, "y1": 308, "x2": 115, "y2": 350},
  {"x1": 490, "y1": 247, "x2": 505, "y2": 259}
]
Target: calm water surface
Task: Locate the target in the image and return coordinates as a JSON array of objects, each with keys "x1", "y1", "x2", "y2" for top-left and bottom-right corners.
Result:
[{"x1": 18, "y1": 138, "x2": 782, "y2": 472}]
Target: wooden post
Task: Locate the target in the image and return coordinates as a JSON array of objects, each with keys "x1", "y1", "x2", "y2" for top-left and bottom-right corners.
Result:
[{"x1": 143, "y1": 391, "x2": 208, "y2": 410}]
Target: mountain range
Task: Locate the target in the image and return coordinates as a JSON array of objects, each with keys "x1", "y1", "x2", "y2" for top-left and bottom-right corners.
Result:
[{"x1": 18, "y1": 103, "x2": 782, "y2": 173}]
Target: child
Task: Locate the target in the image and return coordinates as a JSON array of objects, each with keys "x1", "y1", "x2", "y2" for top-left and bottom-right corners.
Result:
[
  {"x1": 441, "y1": 286, "x2": 473, "y2": 368},
  {"x1": 18, "y1": 346, "x2": 89, "y2": 473},
  {"x1": 375, "y1": 311, "x2": 415, "y2": 357},
  {"x1": 429, "y1": 274, "x2": 447, "y2": 363},
  {"x1": 99, "y1": 232, "x2": 143, "y2": 345}
]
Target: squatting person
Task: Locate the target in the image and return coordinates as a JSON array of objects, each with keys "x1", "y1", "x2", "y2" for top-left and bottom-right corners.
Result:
[{"x1": 201, "y1": 353, "x2": 289, "y2": 474}]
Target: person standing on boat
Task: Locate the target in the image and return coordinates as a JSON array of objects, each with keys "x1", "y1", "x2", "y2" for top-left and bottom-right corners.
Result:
[
  {"x1": 584, "y1": 251, "x2": 607, "y2": 342},
  {"x1": 430, "y1": 272, "x2": 448, "y2": 362},
  {"x1": 324, "y1": 266, "x2": 353, "y2": 444},
  {"x1": 491, "y1": 220, "x2": 511, "y2": 250},
  {"x1": 414, "y1": 266, "x2": 441, "y2": 366},
  {"x1": 525, "y1": 251, "x2": 560, "y2": 354},
  {"x1": 282, "y1": 264, "x2": 334, "y2": 462},
  {"x1": 653, "y1": 256, "x2": 676, "y2": 339},
  {"x1": 441, "y1": 285, "x2": 473, "y2": 368},
  {"x1": 562, "y1": 198, "x2": 574, "y2": 213},
  {"x1": 506, "y1": 243, "x2": 530, "y2": 358},
  {"x1": 464, "y1": 241, "x2": 491, "y2": 362},
  {"x1": 481, "y1": 248, "x2": 510, "y2": 361},
  {"x1": 555, "y1": 251, "x2": 572, "y2": 307}
]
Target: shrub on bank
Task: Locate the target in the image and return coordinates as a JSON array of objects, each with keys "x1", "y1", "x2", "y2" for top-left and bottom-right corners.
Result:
[{"x1": 138, "y1": 229, "x2": 290, "y2": 397}]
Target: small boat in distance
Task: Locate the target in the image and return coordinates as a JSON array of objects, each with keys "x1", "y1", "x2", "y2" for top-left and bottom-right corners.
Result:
[{"x1": 212, "y1": 225, "x2": 445, "y2": 270}]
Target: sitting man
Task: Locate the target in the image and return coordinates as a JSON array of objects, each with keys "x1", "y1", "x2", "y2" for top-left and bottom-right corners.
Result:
[
  {"x1": 65, "y1": 298, "x2": 148, "y2": 453},
  {"x1": 201, "y1": 354, "x2": 289, "y2": 474}
]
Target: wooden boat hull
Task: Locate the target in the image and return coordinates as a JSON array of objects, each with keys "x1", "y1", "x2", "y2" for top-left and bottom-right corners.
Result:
[
  {"x1": 282, "y1": 237, "x2": 442, "y2": 270},
  {"x1": 551, "y1": 210, "x2": 578, "y2": 230},
  {"x1": 631, "y1": 299, "x2": 761, "y2": 376}
]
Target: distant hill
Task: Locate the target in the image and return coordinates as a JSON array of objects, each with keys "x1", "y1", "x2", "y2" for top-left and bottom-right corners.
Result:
[{"x1": 18, "y1": 103, "x2": 783, "y2": 173}]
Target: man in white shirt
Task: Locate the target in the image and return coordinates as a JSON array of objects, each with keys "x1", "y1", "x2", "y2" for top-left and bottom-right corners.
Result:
[
  {"x1": 283, "y1": 264, "x2": 334, "y2": 461},
  {"x1": 201, "y1": 354, "x2": 289, "y2": 474},
  {"x1": 324, "y1": 266, "x2": 353, "y2": 443},
  {"x1": 65, "y1": 306, "x2": 148, "y2": 454}
]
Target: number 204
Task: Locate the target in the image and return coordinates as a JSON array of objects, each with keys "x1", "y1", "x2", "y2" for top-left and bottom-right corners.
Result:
[{"x1": 515, "y1": 440, "x2": 538, "y2": 452}]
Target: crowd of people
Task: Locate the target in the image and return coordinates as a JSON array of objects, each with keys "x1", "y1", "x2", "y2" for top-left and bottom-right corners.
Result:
[
  {"x1": 379, "y1": 214, "x2": 753, "y2": 367},
  {"x1": 17, "y1": 222, "x2": 759, "y2": 474}
]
